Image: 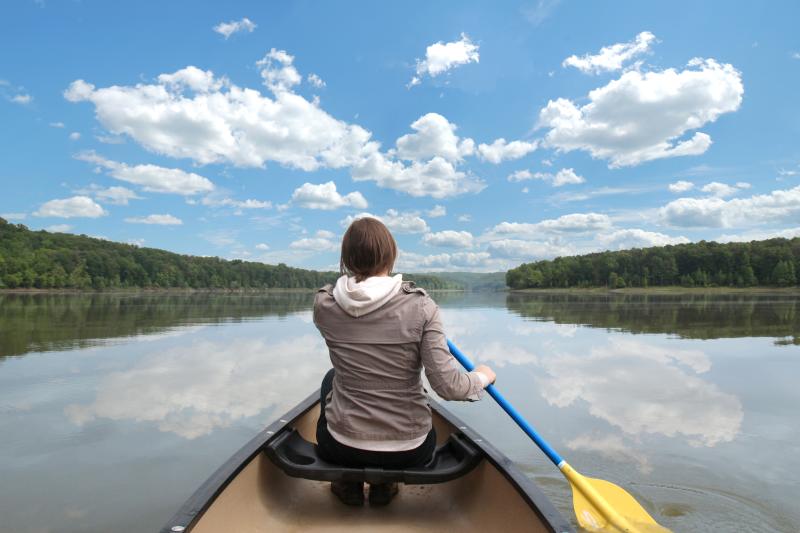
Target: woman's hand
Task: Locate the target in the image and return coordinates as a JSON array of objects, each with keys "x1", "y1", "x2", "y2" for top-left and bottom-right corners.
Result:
[{"x1": 474, "y1": 365, "x2": 496, "y2": 386}]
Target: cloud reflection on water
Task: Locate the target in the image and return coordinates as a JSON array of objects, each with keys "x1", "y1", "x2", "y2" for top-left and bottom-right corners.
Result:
[
  {"x1": 537, "y1": 338, "x2": 743, "y2": 447},
  {"x1": 65, "y1": 334, "x2": 329, "y2": 439}
]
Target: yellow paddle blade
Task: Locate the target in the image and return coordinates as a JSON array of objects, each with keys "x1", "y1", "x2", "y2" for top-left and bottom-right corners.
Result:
[{"x1": 560, "y1": 463, "x2": 671, "y2": 533}]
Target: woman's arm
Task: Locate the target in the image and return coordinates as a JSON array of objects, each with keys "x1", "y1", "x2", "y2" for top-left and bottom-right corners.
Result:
[{"x1": 419, "y1": 298, "x2": 493, "y2": 401}]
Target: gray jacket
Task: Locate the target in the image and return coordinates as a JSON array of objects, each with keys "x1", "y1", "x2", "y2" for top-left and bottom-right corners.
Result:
[{"x1": 313, "y1": 282, "x2": 484, "y2": 441}]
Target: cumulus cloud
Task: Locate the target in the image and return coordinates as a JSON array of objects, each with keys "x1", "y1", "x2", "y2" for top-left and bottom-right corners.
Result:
[
  {"x1": 93, "y1": 185, "x2": 142, "y2": 205},
  {"x1": 76, "y1": 151, "x2": 214, "y2": 195},
  {"x1": 538, "y1": 58, "x2": 743, "y2": 167},
  {"x1": 45, "y1": 224, "x2": 73, "y2": 233},
  {"x1": 563, "y1": 31, "x2": 656, "y2": 74},
  {"x1": 597, "y1": 229, "x2": 689, "y2": 249},
  {"x1": 255, "y1": 243, "x2": 270, "y2": 250},
  {"x1": 660, "y1": 185, "x2": 800, "y2": 228},
  {"x1": 486, "y1": 238, "x2": 574, "y2": 260},
  {"x1": 289, "y1": 230, "x2": 338, "y2": 251},
  {"x1": 342, "y1": 209, "x2": 430, "y2": 234},
  {"x1": 257, "y1": 48, "x2": 303, "y2": 93},
  {"x1": 409, "y1": 33, "x2": 479, "y2": 87},
  {"x1": 477, "y1": 138, "x2": 537, "y2": 164},
  {"x1": 508, "y1": 167, "x2": 585, "y2": 187},
  {"x1": 668, "y1": 180, "x2": 695, "y2": 193},
  {"x1": 290, "y1": 181, "x2": 368, "y2": 210},
  {"x1": 489, "y1": 213, "x2": 612, "y2": 236},
  {"x1": 395, "y1": 250, "x2": 497, "y2": 271},
  {"x1": 422, "y1": 230, "x2": 474, "y2": 248},
  {"x1": 124, "y1": 214, "x2": 183, "y2": 225},
  {"x1": 352, "y1": 153, "x2": 484, "y2": 198},
  {"x1": 394, "y1": 113, "x2": 474, "y2": 162},
  {"x1": 199, "y1": 196, "x2": 271, "y2": 209},
  {"x1": 66, "y1": 60, "x2": 485, "y2": 199},
  {"x1": 716, "y1": 227, "x2": 800, "y2": 243},
  {"x1": 69, "y1": 132, "x2": 81, "y2": 141},
  {"x1": 427, "y1": 205, "x2": 447, "y2": 218},
  {"x1": 11, "y1": 94, "x2": 32, "y2": 105},
  {"x1": 213, "y1": 17, "x2": 256, "y2": 39},
  {"x1": 700, "y1": 181, "x2": 750, "y2": 198},
  {"x1": 64, "y1": 66, "x2": 372, "y2": 171},
  {"x1": 0, "y1": 212, "x2": 27, "y2": 221},
  {"x1": 34, "y1": 196, "x2": 107, "y2": 218},
  {"x1": 307, "y1": 73, "x2": 325, "y2": 88}
]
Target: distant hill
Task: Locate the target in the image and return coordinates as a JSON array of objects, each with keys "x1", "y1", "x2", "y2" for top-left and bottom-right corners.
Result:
[
  {"x1": 507, "y1": 238, "x2": 800, "y2": 289},
  {"x1": 0, "y1": 218, "x2": 460, "y2": 291},
  {"x1": 417, "y1": 271, "x2": 507, "y2": 291}
]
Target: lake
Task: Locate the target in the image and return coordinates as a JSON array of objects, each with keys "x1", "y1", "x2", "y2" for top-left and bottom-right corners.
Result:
[{"x1": 0, "y1": 291, "x2": 798, "y2": 532}]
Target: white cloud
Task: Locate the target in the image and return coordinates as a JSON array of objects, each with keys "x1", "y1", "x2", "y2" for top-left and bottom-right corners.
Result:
[
  {"x1": 315, "y1": 229, "x2": 336, "y2": 239},
  {"x1": 69, "y1": 132, "x2": 81, "y2": 141},
  {"x1": 352, "y1": 153, "x2": 484, "y2": 198},
  {"x1": 49, "y1": 121, "x2": 65, "y2": 128},
  {"x1": 792, "y1": 52, "x2": 800, "y2": 60},
  {"x1": 342, "y1": 209, "x2": 430, "y2": 234},
  {"x1": 485, "y1": 238, "x2": 575, "y2": 260},
  {"x1": 563, "y1": 31, "x2": 655, "y2": 74},
  {"x1": 93, "y1": 185, "x2": 142, "y2": 205},
  {"x1": 395, "y1": 250, "x2": 497, "y2": 271},
  {"x1": 508, "y1": 167, "x2": 585, "y2": 187},
  {"x1": 716, "y1": 227, "x2": 800, "y2": 243},
  {"x1": 34, "y1": 196, "x2": 107, "y2": 218},
  {"x1": 395, "y1": 113, "x2": 475, "y2": 162},
  {"x1": 700, "y1": 181, "x2": 749, "y2": 198},
  {"x1": 45, "y1": 224, "x2": 73, "y2": 233},
  {"x1": 1, "y1": 212, "x2": 27, "y2": 220},
  {"x1": 125, "y1": 214, "x2": 183, "y2": 225},
  {"x1": 257, "y1": 48, "x2": 303, "y2": 93},
  {"x1": 76, "y1": 151, "x2": 214, "y2": 195},
  {"x1": 307, "y1": 73, "x2": 325, "y2": 88},
  {"x1": 597, "y1": 229, "x2": 689, "y2": 249},
  {"x1": 422, "y1": 230, "x2": 474, "y2": 248},
  {"x1": 255, "y1": 243, "x2": 270, "y2": 251},
  {"x1": 200, "y1": 196, "x2": 272, "y2": 209},
  {"x1": 660, "y1": 185, "x2": 800, "y2": 228},
  {"x1": 477, "y1": 138, "x2": 537, "y2": 164},
  {"x1": 409, "y1": 33, "x2": 479, "y2": 87},
  {"x1": 290, "y1": 181, "x2": 368, "y2": 210},
  {"x1": 11, "y1": 94, "x2": 32, "y2": 105},
  {"x1": 538, "y1": 58, "x2": 743, "y2": 167},
  {"x1": 490, "y1": 213, "x2": 612, "y2": 236},
  {"x1": 212, "y1": 17, "x2": 256, "y2": 39},
  {"x1": 427, "y1": 205, "x2": 447, "y2": 218},
  {"x1": 457, "y1": 214, "x2": 471, "y2": 222},
  {"x1": 65, "y1": 65, "x2": 373, "y2": 172},
  {"x1": 289, "y1": 234, "x2": 338, "y2": 251},
  {"x1": 668, "y1": 180, "x2": 695, "y2": 193}
]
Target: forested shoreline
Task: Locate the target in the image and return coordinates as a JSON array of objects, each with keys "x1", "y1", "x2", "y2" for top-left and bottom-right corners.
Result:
[
  {"x1": 0, "y1": 218, "x2": 460, "y2": 291},
  {"x1": 507, "y1": 238, "x2": 800, "y2": 290}
]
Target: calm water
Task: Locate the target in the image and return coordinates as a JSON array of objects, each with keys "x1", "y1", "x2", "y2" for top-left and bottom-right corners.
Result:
[{"x1": 1, "y1": 291, "x2": 798, "y2": 532}]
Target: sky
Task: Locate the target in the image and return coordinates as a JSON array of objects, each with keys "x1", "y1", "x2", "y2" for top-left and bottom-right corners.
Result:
[{"x1": 1, "y1": 0, "x2": 799, "y2": 272}]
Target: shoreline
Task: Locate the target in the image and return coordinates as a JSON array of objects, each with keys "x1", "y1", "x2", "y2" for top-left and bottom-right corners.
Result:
[
  {"x1": 510, "y1": 286, "x2": 800, "y2": 294},
  {"x1": 0, "y1": 287, "x2": 471, "y2": 295}
]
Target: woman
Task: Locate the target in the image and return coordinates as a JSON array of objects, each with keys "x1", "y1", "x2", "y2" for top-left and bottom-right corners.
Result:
[{"x1": 313, "y1": 217, "x2": 496, "y2": 506}]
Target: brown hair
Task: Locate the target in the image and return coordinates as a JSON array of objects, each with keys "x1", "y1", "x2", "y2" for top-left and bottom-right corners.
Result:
[{"x1": 340, "y1": 217, "x2": 398, "y2": 282}]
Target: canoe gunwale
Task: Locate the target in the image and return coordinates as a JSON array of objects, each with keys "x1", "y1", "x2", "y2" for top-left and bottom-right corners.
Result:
[{"x1": 160, "y1": 390, "x2": 574, "y2": 533}]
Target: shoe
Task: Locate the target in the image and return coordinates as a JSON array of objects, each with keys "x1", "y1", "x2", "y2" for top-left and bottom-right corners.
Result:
[
  {"x1": 368, "y1": 482, "x2": 398, "y2": 506},
  {"x1": 331, "y1": 481, "x2": 364, "y2": 506}
]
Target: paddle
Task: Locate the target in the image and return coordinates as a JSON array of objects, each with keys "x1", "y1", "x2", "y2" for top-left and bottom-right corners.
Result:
[{"x1": 447, "y1": 339, "x2": 671, "y2": 533}]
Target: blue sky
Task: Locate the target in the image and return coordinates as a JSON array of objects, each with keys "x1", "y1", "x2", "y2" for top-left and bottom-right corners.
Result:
[{"x1": 2, "y1": 0, "x2": 799, "y2": 271}]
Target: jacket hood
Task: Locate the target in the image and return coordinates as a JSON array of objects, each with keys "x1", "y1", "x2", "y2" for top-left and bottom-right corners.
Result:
[{"x1": 333, "y1": 274, "x2": 403, "y2": 317}]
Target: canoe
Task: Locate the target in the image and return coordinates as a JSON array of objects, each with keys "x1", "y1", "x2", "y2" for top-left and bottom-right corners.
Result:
[{"x1": 161, "y1": 391, "x2": 574, "y2": 533}]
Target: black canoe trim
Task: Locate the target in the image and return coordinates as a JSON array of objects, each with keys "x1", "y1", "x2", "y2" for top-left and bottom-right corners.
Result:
[{"x1": 160, "y1": 391, "x2": 574, "y2": 533}]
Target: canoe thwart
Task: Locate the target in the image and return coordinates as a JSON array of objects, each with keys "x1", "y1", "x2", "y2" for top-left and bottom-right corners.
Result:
[{"x1": 265, "y1": 429, "x2": 482, "y2": 485}]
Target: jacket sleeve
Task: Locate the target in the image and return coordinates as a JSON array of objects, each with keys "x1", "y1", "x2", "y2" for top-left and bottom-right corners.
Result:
[{"x1": 420, "y1": 296, "x2": 485, "y2": 401}]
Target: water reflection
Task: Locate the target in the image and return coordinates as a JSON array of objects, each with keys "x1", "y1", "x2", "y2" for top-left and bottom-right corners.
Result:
[
  {"x1": 507, "y1": 292, "x2": 800, "y2": 343},
  {"x1": 536, "y1": 337, "x2": 743, "y2": 447},
  {"x1": 0, "y1": 292, "x2": 314, "y2": 358},
  {"x1": 66, "y1": 332, "x2": 329, "y2": 439}
]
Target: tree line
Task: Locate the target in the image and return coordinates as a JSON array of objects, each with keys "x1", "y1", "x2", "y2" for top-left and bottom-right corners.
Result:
[
  {"x1": 507, "y1": 238, "x2": 800, "y2": 289},
  {"x1": 0, "y1": 218, "x2": 461, "y2": 291}
]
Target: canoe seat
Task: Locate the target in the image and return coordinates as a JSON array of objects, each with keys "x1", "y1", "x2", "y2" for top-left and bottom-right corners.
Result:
[{"x1": 264, "y1": 429, "x2": 482, "y2": 485}]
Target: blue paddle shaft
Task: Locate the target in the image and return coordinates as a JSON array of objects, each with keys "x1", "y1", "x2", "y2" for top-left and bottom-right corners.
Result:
[{"x1": 447, "y1": 339, "x2": 564, "y2": 467}]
